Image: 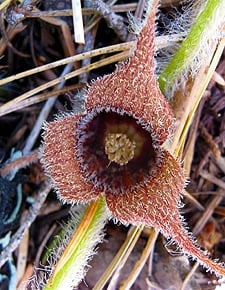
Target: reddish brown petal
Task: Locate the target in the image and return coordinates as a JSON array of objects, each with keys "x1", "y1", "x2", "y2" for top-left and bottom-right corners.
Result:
[
  {"x1": 105, "y1": 150, "x2": 184, "y2": 226},
  {"x1": 106, "y1": 150, "x2": 225, "y2": 276},
  {"x1": 86, "y1": 8, "x2": 173, "y2": 145},
  {"x1": 41, "y1": 114, "x2": 101, "y2": 202}
]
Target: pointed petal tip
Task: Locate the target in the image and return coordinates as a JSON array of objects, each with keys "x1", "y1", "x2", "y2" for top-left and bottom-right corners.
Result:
[
  {"x1": 105, "y1": 148, "x2": 225, "y2": 277},
  {"x1": 85, "y1": 0, "x2": 173, "y2": 145},
  {"x1": 171, "y1": 224, "x2": 225, "y2": 278}
]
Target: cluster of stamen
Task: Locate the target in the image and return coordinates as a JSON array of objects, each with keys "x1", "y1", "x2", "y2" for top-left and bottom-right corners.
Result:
[{"x1": 104, "y1": 133, "x2": 136, "y2": 166}]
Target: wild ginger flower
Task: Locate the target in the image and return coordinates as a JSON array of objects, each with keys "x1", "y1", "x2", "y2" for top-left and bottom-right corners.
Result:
[{"x1": 41, "y1": 2, "x2": 225, "y2": 277}]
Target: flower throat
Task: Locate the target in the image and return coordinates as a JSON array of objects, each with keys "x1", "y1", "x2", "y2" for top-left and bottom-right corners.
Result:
[{"x1": 76, "y1": 109, "x2": 159, "y2": 194}]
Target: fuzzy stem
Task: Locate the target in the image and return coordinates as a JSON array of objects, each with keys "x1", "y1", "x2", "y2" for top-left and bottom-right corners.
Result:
[
  {"x1": 44, "y1": 196, "x2": 109, "y2": 290},
  {"x1": 158, "y1": 0, "x2": 225, "y2": 94}
]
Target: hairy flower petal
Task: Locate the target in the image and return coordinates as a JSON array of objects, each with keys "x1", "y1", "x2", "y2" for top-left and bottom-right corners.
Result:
[
  {"x1": 41, "y1": 114, "x2": 101, "y2": 202},
  {"x1": 86, "y1": 12, "x2": 173, "y2": 144},
  {"x1": 105, "y1": 150, "x2": 184, "y2": 226},
  {"x1": 106, "y1": 150, "x2": 225, "y2": 276}
]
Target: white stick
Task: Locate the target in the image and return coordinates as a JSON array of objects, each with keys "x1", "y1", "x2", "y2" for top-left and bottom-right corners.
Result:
[{"x1": 72, "y1": 0, "x2": 85, "y2": 44}]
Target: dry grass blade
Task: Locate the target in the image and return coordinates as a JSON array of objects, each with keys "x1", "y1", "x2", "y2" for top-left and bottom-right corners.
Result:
[
  {"x1": 0, "y1": 33, "x2": 183, "y2": 89},
  {"x1": 93, "y1": 226, "x2": 143, "y2": 290},
  {"x1": 119, "y1": 228, "x2": 159, "y2": 290},
  {"x1": 200, "y1": 171, "x2": 225, "y2": 191},
  {"x1": 183, "y1": 97, "x2": 206, "y2": 176},
  {"x1": 0, "y1": 50, "x2": 129, "y2": 117},
  {"x1": 183, "y1": 190, "x2": 205, "y2": 211},
  {"x1": 0, "y1": 42, "x2": 132, "y2": 87},
  {"x1": 181, "y1": 262, "x2": 199, "y2": 290},
  {"x1": 0, "y1": 0, "x2": 11, "y2": 11},
  {"x1": 1, "y1": 83, "x2": 84, "y2": 116},
  {"x1": 193, "y1": 193, "x2": 223, "y2": 236},
  {"x1": 171, "y1": 38, "x2": 225, "y2": 156}
]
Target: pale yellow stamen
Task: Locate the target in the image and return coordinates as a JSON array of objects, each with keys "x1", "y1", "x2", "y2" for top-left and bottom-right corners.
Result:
[{"x1": 104, "y1": 133, "x2": 136, "y2": 166}]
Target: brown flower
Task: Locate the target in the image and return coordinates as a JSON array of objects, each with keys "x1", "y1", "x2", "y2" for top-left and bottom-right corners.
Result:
[{"x1": 41, "y1": 3, "x2": 225, "y2": 276}]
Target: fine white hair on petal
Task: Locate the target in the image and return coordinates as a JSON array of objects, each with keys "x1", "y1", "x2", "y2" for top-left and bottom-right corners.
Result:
[
  {"x1": 127, "y1": 0, "x2": 158, "y2": 35},
  {"x1": 127, "y1": 12, "x2": 144, "y2": 35}
]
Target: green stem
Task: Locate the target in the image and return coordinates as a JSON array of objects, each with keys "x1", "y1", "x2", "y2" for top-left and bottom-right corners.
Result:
[
  {"x1": 158, "y1": 0, "x2": 225, "y2": 94},
  {"x1": 43, "y1": 196, "x2": 109, "y2": 290}
]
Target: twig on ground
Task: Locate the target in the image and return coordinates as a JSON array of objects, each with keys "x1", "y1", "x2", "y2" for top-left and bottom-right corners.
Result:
[
  {"x1": 92, "y1": 0, "x2": 127, "y2": 41},
  {"x1": 22, "y1": 63, "x2": 74, "y2": 155}
]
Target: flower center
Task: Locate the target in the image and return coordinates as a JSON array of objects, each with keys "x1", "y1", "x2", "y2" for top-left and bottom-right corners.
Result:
[
  {"x1": 104, "y1": 133, "x2": 136, "y2": 166},
  {"x1": 76, "y1": 108, "x2": 160, "y2": 194}
]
